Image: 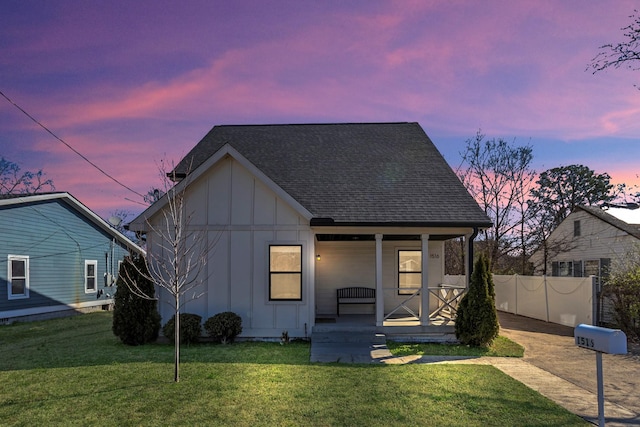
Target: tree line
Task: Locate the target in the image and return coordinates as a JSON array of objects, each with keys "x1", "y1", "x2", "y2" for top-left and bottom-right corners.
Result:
[{"x1": 449, "y1": 131, "x2": 630, "y2": 275}]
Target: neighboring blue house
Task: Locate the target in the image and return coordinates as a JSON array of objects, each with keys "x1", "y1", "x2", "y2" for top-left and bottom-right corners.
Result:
[{"x1": 0, "y1": 192, "x2": 144, "y2": 323}]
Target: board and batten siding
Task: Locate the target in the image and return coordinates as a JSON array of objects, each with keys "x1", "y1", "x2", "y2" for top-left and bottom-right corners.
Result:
[
  {"x1": 315, "y1": 240, "x2": 444, "y2": 315},
  {"x1": 0, "y1": 199, "x2": 129, "y2": 319},
  {"x1": 153, "y1": 156, "x2": 314, "y2": 338}
]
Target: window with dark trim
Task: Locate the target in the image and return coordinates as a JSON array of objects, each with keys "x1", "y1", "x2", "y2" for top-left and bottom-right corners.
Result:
[
  {"x1": 85, "y1": 260, "x2": 97, "y2": 293},
  {"x1": 574, "y1": 220, "x2": 581, "y2": 237},
  {"x1": 8, "y1": 255, "x2": 29, "y2": 299},
  {"x1": 551, "y1": 260, "x2": 573, "y2": 277},
  {"x1": 269, "y1": 245, "x2": 302, "y2": 301},
  {"x1": 398, "y1": 250, "x2": 421, "y2": 295},
  {"x1": 584, "y1": 260, "x2": 600, "y2": 277}
]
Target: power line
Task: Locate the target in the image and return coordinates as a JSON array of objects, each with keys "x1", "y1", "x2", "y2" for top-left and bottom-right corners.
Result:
[{"x1": 0, "y1": 89, "x2": 146, "y2": 200}]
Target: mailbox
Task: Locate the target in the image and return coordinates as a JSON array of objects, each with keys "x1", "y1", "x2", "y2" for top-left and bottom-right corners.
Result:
[{"x1": 574, "y1": 324, "x2": 627, "y2": 354}]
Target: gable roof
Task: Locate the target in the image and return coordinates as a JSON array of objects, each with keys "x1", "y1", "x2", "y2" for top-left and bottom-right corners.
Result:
[
  {"x1": 0, "y1": 192, "x2": 144, "y2": 254},
  {"x1": 578, "y1": 205, "x2": 640, "y2": 239},
  {"x1": 170, "y1": 122, "x2": 491, "y2": 227}
]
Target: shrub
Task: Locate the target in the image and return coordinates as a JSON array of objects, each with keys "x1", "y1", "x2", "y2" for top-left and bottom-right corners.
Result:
[
  {"x1": 455, "y1": 254, "x2": 499, "y2": 347},
  {"x1": 602, "y1": 247, "x2": 640, "y2": 340},
  {"x1": 204, "y1": 312, "x2": 243, "y2": 344},
  {"x1": 112, "y1": 254, "x2": 161, "y2": 345},
  {"x1": 162, "y1": 313, "x2": 202, "y2": 344}
]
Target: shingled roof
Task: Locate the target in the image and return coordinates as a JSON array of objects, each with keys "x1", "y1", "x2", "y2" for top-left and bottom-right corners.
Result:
[
  {"x1": 172, "y1": 122, "x2": 492, "y2": 227},
  {"x1": 578, "y1": 205, "x2": 640, "y2": 239}
]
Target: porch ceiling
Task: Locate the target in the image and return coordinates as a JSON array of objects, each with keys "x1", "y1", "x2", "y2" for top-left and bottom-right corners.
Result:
[{"x1": 315, "y1": 234, "x2": 460, "y2": 241}]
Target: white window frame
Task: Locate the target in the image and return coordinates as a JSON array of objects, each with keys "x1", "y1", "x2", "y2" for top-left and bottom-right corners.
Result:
[
  {"x1": 85, "y1": 260, "x2": 98, "y2": 293},
  {"x1": 8, "y1": 255, "x2": 29, "y2": 300}
]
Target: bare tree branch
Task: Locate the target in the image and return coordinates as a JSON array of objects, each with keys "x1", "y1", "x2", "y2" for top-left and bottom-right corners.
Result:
[
  {"x1": 0, "y1": 157, "x2": 54, "y2": 194},
  {"x1": 119, "y1": 159, "x2": 221, "y2": 382},
  {"x1": 589, "y1": 10, "x2": 640, "y2": 87}
]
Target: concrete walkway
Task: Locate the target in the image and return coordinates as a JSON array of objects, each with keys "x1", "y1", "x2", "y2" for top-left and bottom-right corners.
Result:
[{"x1": 310, "y1": 315, "x2": 640, "y2": 426}]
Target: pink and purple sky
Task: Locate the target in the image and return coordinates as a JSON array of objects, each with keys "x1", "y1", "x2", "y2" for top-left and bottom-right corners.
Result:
[{"x1": 3, "y1": 0, "x2": 640, "y2": 220}]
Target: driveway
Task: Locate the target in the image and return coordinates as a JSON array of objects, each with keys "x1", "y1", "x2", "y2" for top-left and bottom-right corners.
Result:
[{"x1": 497, "y1": 311, "x2": 640, "y2": 421}]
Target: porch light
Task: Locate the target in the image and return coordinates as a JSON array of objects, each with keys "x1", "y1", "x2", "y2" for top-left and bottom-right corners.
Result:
[{"x1": 316, "y1": 254, "x2": 321, "y2": 261}]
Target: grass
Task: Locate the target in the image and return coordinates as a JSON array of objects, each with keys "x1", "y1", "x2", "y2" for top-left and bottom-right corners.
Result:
[
  {"x1": 0, "y1": 312, "x2": 586, "y2": 426},
  {"x1": 388, "y1": 335, "x2": 525, "y2": 358}
]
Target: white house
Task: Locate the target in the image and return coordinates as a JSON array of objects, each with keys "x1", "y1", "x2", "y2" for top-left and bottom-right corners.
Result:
[
  {"x1": 129, "y1": 123, "x2": 491, "y2": 338},
  {"x1": 530, "y1": 204, "x2": 640, "y2": 279}
]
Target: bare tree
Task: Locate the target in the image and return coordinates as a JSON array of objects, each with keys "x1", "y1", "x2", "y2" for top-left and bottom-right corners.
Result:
[
  {"x1": 0, "y1": 157, "x2": 54, "y2": 194},
  {"x1": 589, "y1": 9, "x2": 640, "y2": 86},
  {"x1": 457, "y1": 131, "x2": 536, "y2": 273},
  {"x1": 444, "y1": 237, "x2": 465, "y2": 275},
  {"x1": 123, "y1": 162, "x2": 219, "y2": 382},
  {"x1": 525, "y1": 206, "x2": 578, "y2": 275},
  {"x1": 143, "y1": 187, "x2": 164, "y2": 205}
]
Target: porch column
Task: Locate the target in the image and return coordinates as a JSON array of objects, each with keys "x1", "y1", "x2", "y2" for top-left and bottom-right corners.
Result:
[
  {"x1": 375, "y1": 234, "x2": 384, "y2": 327},
  {"x1": 420, "y1": 234, "x2": 430, "y2": 326}
]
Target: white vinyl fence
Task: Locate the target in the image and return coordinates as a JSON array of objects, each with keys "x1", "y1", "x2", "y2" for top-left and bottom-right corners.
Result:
[{"x1": 443, "y1": 274, "x2": 597, "y2": 328}]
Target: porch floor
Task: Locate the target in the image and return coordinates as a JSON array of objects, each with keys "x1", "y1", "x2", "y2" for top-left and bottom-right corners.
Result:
[{"x1": 313, "y1": 314, "x2": 457, "y2": 342}]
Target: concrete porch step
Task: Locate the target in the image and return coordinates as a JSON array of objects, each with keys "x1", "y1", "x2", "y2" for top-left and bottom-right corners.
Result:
[
  {"x1": 312, "y1": 324, "x2": 378, "y2": 334},
  {"x1": 386, "y1": 332, "x2": 458, "y2": 343},
  {"x1": 312, "y1": 331, "x2": 386, "y2": 344},
  {"x1": 310, "y1": 331, "x2": 392, "y2": 363}
]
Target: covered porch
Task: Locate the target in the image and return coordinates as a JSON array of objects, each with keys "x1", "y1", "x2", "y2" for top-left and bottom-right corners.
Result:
[
  {"x1": 314, "y1": 314, "x2": 460, "y2": 341},
  {"x1": 312, "y1": 226, "x2": 476, "y2": 335}
]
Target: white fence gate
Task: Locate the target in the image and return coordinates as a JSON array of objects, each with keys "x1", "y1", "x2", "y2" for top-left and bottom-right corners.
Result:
[{"x1": 443, "y1": 274, "x2": 597, "y2": 328}]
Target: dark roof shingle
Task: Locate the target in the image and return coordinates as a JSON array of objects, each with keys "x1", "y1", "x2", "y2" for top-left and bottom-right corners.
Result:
[
  {"x1": 173, "y1": 122, "x2": 491, "y2": 227},
  {"x1": 578, "y1": 205, "x2": 640, "y2": 239}
]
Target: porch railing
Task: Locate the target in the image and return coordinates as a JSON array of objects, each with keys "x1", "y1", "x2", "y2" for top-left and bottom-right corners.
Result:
[
  {"x1": 383, "y1": 288, "x2": 421, "y2": 320},
  {"x1": 382, "y1": 284, "x2": 467, "y2": 321},
  {"x1": 428, "y1": 284, "x2": 466, "y2": 320}
]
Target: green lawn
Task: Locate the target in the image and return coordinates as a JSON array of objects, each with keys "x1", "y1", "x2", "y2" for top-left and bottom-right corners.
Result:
[
  {"x1": 0, "y1": 313, "x2": 586, "y2": 426},
  {"x1": 388, "y1": 335, "x2": 525, "y2": 357}
]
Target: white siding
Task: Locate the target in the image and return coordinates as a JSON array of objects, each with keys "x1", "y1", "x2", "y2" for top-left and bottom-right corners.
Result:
[
  {"x1": 315, "y1": 239, "x2": 445, "y2": 315},
  {"x1": 531, "y1": 210, "x2": 639, "y2": 275},
  {"x1": 151, "y1": 156, "x2": 314, "y2": 338}
]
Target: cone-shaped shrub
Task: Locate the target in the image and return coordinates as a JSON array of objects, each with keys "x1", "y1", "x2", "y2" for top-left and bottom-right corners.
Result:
[
  {"x1": 112, "y1": 254, "x2": 161, "y2": 345},
  {"x1": 455, "y1": 254, "x2": 499, "y2": 347}
]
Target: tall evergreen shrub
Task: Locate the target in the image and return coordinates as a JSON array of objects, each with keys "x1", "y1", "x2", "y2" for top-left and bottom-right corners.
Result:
[
  {"x1": 455, "y1": 254, "x2": 500, "y2": 347},
  {"x1": 112, "y1": 254, "x2": 161, "y2": 345}
]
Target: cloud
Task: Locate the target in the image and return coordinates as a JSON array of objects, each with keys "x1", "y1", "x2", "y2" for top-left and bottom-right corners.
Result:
[{"x1": 5, "y1": 0, "x2": 640, "y2": 218}]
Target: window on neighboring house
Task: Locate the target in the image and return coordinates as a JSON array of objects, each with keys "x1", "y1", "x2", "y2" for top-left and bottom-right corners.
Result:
[
  {"x1": 269, "y1": 245, "x2": 302, "y2": 301},
  {"x1": 552, "y1": 260, "x2": 573, "y2": 277},
  {"x1": 574, "y1": 220, "x2": 581, "y2": 237},
  {"x1": 398, "y1": 250, "x2": 421, "y2": 295},
  {"x1": 85, "y1": 260, "x2": 98, "y2": 293},
  {"x1": 584, "y1": 260, "x2": 600, "y2": 277},
  {"x1": 572, "y1": 260, "x2": 583, "y2": 277},
  {"x1": 8, "y1": 255, "x2": 29, "y2": 299},
  {"x1": 599, "y1": 258, "x2": 611, "y2": 280}
]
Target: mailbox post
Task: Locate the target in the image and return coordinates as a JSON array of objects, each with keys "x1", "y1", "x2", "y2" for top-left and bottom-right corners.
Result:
[{"x1": 574, "y1": 324, "x2": 627, "y2": 427}]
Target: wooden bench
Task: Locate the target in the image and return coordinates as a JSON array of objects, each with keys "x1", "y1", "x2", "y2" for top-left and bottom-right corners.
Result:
[{"x1": 336, "y1": 287, "x2": 376, "y2": 316}]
